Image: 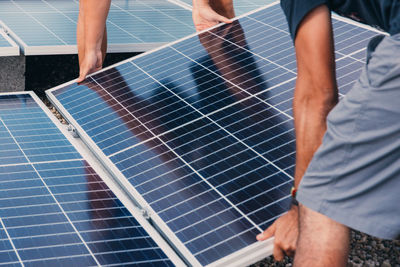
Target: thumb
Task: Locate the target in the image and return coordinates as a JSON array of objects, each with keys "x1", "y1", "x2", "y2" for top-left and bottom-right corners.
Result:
[
  {"x1": 256, "y1": 222, "x2": 276, "y2": 241},
  {"x1": 77, "y1": 69, "x2": 88, "y2": 83}
]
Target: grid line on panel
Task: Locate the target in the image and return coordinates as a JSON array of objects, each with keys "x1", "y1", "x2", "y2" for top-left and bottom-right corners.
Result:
[
  {"x1": 0, "y1": 238, "x2": 161, "y2": 254},
  {"x1": 90, "y1": 74, "x2": 263, "y2": 232},
  {"x1": 4, "y1": 215, "x2": 133, "y2": 231},
  {"x1": 113, "y1": 102, "x2": 292, "y2": 172},
  {"x1": 185, "y1": 215, "x2": 248, "y2": 245},
  {"x1": 65, "y1": 50, "x2": 286, "y2": 149},
  {"x1": 140, "y1": 121, "x2": 292, "y2": 203},
  {"x1": 210, "y1": 13, "x2": 371, "y2": 101},
  {"x1": 0, "y1": 158, "x2": 84, "y2": 169},
  {"x1": 247, "y1": 12, "x2": 289, "y2": 36},
  {"x1": 144, "y1": 51, "x2": 293, "y2": 179},
  {"x1": 0, "y1": 160, "x2": 60, "y2": 169},
  {"x1": 106, "y1": 68, "x2": 295, "y2": 159},
  {"x1": 10, "y1": 253, "x2": 93, "y2": 265},
  {"x1": 134, "y1": 0, "x2": 193, "y2": 30},
  {"x1": 103, "y1": 15, "x2": 147, "y2": 43},
  {"x1": 146, "y1": 140, "x2": 291, "y2": 213},
  {"x1": 170, "y1": 45, "x2": 295, "y2": 121},
  {"x1": 109, "y1": 2, "x2": 176, "y2": 39},
  {"x1": 169, "y1": 174, "x2": 292, "y2": 234},
  {"x1": 332, "y1": 21, "x2": 370, "y2": 63},
  {"x1": 3, "y1": 225, "x2": 142, "y2": 241},
  {"x1": 10, "y1": 0, "x2": 68, "y2": 45},
  {"x1": 131, "y1": 58, "x2": 293, "y2": 176},
  {"x1": 41, "y1": 0, "x2": 77, "y2": 25},
  {"x1": 0, "y1": 218, "x2": 24, "y2": 267},
  {"x1": 192, "y1": 226, "x2": 255, "y2": 257},
  {"x1": 0, "y1": 118, "x2": 101, "y2": 266}
]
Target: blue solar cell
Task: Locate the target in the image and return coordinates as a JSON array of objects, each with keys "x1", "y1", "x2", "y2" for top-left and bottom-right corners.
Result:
[{"x1": 0, "y1": 93, "x2": 175, "y2": 266}]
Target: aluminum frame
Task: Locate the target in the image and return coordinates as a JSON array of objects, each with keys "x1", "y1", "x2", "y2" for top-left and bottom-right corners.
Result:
[{"x1": 0, "y1": 21, "x2": 19, "y2": 56}]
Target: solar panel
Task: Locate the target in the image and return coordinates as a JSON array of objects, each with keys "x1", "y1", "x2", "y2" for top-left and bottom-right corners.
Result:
[
  {"x1": 0, "y1": 0, "x2": 194, "y2": 55},
  {"x1": 0, "y1": 92, "x2": 184, "y2": 266},
  {"x1": 47, "y1": 2, "x2": 381, "y2": 266},
  {"x1": 0, "y1": 21, "x2": 19, "y2": 56}
]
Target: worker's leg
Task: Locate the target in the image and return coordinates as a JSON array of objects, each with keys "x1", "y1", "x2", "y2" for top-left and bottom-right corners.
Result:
[{"x1": 294, "y1": 204, "x2": 349, "y2": 267}]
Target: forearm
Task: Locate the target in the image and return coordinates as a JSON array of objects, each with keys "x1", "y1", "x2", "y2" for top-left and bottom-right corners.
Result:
[
  {"x1": 293, "y1": 5, "x2": 338, "y2": 187},
  {"x1": 82, "y1": 0, "x2": 111, "y2": 52}
]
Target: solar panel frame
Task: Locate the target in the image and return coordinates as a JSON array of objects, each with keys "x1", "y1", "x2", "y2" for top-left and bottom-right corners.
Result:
[
  {"x1": 0, "y1": 21, "x2": 19, "y2": 56},
  {"x1": 0, "y1": 91, "x2": 186, "y2": 267},
  {"x1": 0, "y1": 0, "x2": 196, "y2": 55},
  {"x1": 47, "y1": 2, "x2": 384, "y2": 266}
]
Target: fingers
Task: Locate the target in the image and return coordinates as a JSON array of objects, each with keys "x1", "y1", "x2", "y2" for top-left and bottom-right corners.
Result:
[
  {"x1": 77, "y1": 51, "x2": 103, "y2": 83},
  {"x1": 195, "y1": 23, "x2": 212, "y2": 32},
  {"x1": 273, "y1": 242, "x2": 286, "y2": 261},
  {"x1": 215, "y1": 14, "x2": 232, "y2": 24},
  {"x1": 77, "y1": 68, "x2": 89, "y2": 83},
  {"x1": 256, "y1": 222, "x2": 276, "y2": 241},
  {"x1": 257, "y1": 211, "x2": 299, "y2": 262},
  {"x1": 193, "y1": 5, "x2": 233, "y2": 32},
  {"x1": 256, "y1": 223, "x2": 287, "y2": 261}
]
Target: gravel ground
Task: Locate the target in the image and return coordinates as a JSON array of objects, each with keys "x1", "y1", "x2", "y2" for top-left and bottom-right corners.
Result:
[
  {"x1": 251, "y1": 230, "x2": 400, "y2": 267},
  {"x1": 31, "y1": 54, "x2": 400, "y2": 267}
]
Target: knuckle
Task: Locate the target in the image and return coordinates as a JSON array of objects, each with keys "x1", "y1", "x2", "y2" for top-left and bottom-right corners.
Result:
[{"x1": 274, "y1": 240, "x2": 282, "y2": 247}]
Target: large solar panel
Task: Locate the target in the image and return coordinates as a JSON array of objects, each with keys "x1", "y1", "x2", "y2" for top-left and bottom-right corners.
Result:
[
  {"x1": 47, "y1": 2, "x2": 381, "y2": 266},
  {"x1": 0, "y1": 0, "x2": 194, "y2": 55},
  {"x1": 0, "y1": 92, "x2": 184, "y2": 266},
  {"x1": 0, "y1": 21, "x2": 18, "y2": 56}
]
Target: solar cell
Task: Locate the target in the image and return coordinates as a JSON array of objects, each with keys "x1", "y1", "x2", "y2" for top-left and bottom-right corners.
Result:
[
  {"x1": 0, "y1": 21, "x2": 19, "y2": 56},
  {"x1": 0, "y1": 92, "x2": 183, "y2": 266},
  {"x1": 47, "y1": 3, "x2": 381, "y2": 266},
  {"x1": 0, "y1": 0, "x2": 194, "y2": 55}
]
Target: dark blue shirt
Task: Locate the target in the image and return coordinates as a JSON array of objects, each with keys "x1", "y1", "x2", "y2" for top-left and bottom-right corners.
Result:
[{"x1": 281, "y1": 0, "x2": 400, "y2": 40}]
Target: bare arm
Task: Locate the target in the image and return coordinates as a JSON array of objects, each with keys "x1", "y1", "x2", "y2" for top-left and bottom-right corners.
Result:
[
  {"x1": 293, "y1": 5, "x2": 338, "y2": 187},
  {"x1": 77, "y1": 0, "x2": 111, "y2": 82},
  {"x1": 257, "y1": 5, "x2": 338, "y2": 261}
]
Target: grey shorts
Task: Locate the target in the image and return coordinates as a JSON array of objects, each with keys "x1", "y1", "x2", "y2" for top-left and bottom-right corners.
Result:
[{"x1": 297, "y1": 33, "x2": 400, "y2": 240}]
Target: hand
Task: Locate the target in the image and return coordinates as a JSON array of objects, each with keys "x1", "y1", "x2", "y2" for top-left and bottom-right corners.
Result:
[
  {"x1": 192, "y1": 4, "x2": 232, "y2": 31},
  {"x1": 257, "y1": 206, "x2": 299, "y2": 261},
  {"x1": 77, "y1": 49, "x2": 103, "y2": 83}
]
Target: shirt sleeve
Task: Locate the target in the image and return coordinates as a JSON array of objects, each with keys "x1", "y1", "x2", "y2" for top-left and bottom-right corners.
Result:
[{"x1": 280, "y1": 0, "x2": 329, "y2": 41}]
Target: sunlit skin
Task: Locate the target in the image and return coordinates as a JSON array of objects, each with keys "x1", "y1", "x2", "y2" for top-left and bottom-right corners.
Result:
[{"x1": 76, "y1": 0, "x2": 111, "y2": 83}]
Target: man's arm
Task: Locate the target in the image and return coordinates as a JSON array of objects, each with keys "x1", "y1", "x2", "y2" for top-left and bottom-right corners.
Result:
[
  {"x1": 293, "y1": 5, "x2": 338, "y2": 186},
  {"x1": 257, "y1": 5, "x2": 338, "y2": 261},
  {"x1": 77, "y1": 0, "x2": 111, "y2": 83}
]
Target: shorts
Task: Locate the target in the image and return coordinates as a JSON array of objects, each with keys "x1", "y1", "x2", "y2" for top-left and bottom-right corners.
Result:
[{"x1": 297, "y1": 33, "x2": 400, "y2": 240}]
